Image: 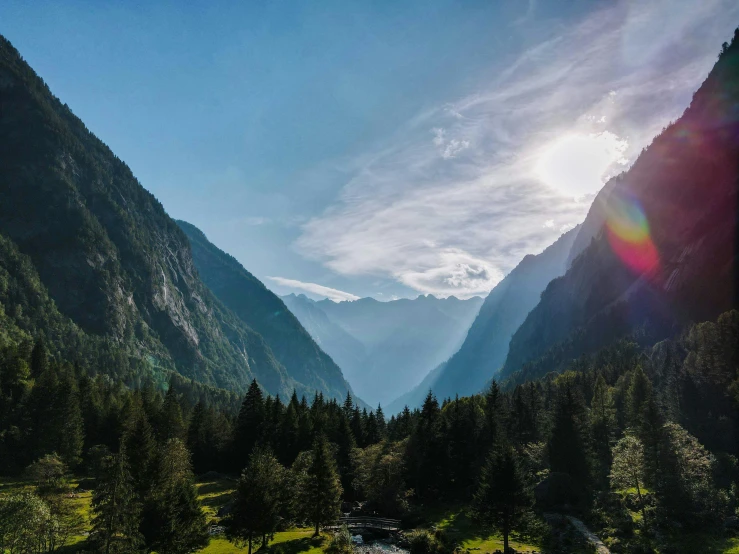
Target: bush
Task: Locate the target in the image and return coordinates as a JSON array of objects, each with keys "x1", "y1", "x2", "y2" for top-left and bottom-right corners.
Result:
[
  {"x1": 408, "y1": 530, "x2": 436, "y2": 554},
  {"x1": 327, "y1": 525, "x2": 353, "y2": 554}
]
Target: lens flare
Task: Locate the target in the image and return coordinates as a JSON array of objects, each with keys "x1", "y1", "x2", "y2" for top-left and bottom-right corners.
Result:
[{"x1": 605, "y1": 195, "x2": 660, "y2": 277}]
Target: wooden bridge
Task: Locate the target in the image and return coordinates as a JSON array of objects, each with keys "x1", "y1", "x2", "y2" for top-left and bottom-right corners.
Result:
[{"x1": 326, "y1": 516, "x2": 401, "y2": 532}]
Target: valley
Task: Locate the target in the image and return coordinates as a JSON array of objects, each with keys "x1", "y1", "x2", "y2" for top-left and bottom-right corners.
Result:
[{"x1": 1, "y1": 7, "x2": 739, "y2": 554}]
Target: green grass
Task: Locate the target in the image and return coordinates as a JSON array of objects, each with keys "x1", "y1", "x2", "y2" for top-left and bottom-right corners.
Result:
[
  {"x1": 200, "y1": 529, "x2": 326, "y2": 554},
  {"x1": 653, "y1": 533, "x2": 739, "y2": 554},
  {"x1": 196, "y1": 477, "x2": 237, "y2": 520},
  {"x1": 427, "y1": 506, "x2": 540, "y2": 553},
  {"x1": 0, "y1": 476, "x2": 93, "y2": 552},
  {"x1": 195, "y1": 478, "x2": 327, "y2": 554}
]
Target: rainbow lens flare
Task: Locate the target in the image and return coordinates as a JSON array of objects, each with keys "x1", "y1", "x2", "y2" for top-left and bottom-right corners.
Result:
[{"x1": 605, "y1": 195, "x2": 660, "y2": 277}]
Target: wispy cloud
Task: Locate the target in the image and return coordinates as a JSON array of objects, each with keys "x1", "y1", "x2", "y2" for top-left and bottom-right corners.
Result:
[
  {"x1": 296, "y1": 0, "x2": 739, "y2": 298},
  {"x1": 267, "y1": 277, "x2": 360, "y2": 302}
]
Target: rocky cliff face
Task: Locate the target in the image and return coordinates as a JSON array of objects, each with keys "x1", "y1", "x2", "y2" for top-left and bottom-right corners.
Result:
[
  {"x1": 0, "y1": 35, "x2": 296, "y2": 394},
  {"x1": 178, "y1": 221, "x2": 356, "y2": 402},
  {"x1": 500, "y1": 30, "x2": 739, "y2": 383}
]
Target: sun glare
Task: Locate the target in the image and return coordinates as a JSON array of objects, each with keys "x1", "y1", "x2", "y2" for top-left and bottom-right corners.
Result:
[{"x1": 535, "y1": 131, "x2": 628, "y2": 197}]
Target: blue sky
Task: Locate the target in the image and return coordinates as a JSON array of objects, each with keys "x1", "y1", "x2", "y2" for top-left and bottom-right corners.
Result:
[{"x1": 1, "y1": 0, "x2": 737, "y2": 301}]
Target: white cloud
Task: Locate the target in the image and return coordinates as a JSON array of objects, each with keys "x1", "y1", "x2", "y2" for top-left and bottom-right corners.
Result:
[
  {"x1": 442, "y1": 139, "x2": 471, "y2": 159},
  {"x1": 543, "y1": 219, "x2": 555, "y2": 229},
  {"x1": 267, "y1": 277, "x2": 359, "y2": 302},
  {"x1": 560, "y1": 223, "x2": 576, "y2": 233},
  {"x1": 432, "y1": 128, "x2": 446, "y2": 146},
  {"x1": 431, "y1": 127, "x2": 470, "y2": 159},
  {"x1": 295, "y1": 0, "x2": 739, "y2": 298}
]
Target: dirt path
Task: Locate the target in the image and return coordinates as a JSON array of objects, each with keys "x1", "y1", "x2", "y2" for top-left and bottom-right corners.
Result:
[{"x1": 566, "y1": 516, "x2": 610, "y2": 554}]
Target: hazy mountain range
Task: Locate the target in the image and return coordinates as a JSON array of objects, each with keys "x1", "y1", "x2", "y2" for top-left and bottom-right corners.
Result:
[
  {"x1": 282, "y1": 294, "x2": 483, "y2": 406},
  {"x1": 386, "y1": 225, "x2": 580, "y2": 413}
]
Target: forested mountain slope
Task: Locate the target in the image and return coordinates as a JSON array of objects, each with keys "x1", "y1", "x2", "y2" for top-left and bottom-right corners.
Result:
[
  {"x1": 178, "y1": 221, "x2": 355, "y2": 402},
  {"x1": 0, "y1": 35, "x2": 306, "y2": 397},
  {"x1": 413, "y1": 226, "x2": 580, "y2": 405},
  {"x1": 501, "y1": 30, "x2": 739, "y2": 384}
]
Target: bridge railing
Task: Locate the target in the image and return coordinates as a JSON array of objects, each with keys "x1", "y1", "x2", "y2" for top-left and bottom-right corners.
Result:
[{"x1": 331, "y1": 516, "x2": 401, "y2": 531}]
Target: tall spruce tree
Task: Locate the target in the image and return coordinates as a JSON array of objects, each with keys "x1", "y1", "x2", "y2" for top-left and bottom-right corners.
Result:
[
  {"x1": 233, "y1": 380, "x2": 265, "y2": 470},
  {"x1": 227, "y1": 447, "x2": 286, "y2": 554},
  {"x1": 474, "y1": 445, "x2": 529, "y2": 554},
  {"x1": 58, "y1": 371, "x2": 84, "y2": 468},
  {"x1": 30, "y1": 337, "x2": 48, "y2": 379},
  {"x1": 141, "y1": 439, "x2": 209, "y2": 554},
  {"x1": 89, "y1": 448, "x2": 143, "y2": 554},
  {"x1": 159, "y1": 386, "x2": 186, "y2": 442},
  {"x1": 301, "y1": 434, "x2": 342, "y2": 536}
]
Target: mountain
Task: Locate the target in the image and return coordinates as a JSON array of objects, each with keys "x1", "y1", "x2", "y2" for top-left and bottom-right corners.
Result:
[
  {"x1": 282, "y1": 294, "x2": 483, "y2": 406},
  {"x1": 280, "y1": 294, "x2": 367, "y2": 380},
  {"x1": 500, "y1": 30, "x2": 739, "y2": 384},
  {"x1": 0, "y1": 34, "x2": 349, "y2": 400},
  {"x1": 177, "y1": 221, "x2": 355, "y2": 402},
  {"x1": 385, "y1": 227, "x2": 579, "y2": 413}
]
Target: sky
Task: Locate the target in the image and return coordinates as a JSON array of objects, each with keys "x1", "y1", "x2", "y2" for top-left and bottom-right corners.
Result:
[{"x1": 1, "y1": 0, "x2": 737, "y2": 301}]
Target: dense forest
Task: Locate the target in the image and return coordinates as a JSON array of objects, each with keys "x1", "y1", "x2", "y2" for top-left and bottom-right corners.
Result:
[{"x1": 2, "y1": 307, "x2": 739, "y2": 552}]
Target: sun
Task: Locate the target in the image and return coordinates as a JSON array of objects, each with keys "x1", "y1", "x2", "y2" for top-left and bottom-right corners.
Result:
[{"x1": 535, "y1": 131, "x2": 628, "y2": 197}]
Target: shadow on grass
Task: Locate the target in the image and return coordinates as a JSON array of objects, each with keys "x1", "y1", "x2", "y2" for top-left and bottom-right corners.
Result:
[
  {"x1": 266, "y1": 536, "x2": 325, "y2": 554},
  {"x1": 56, "y1": 541, "x2": 87, "y2": 554},
  {"x1": 198, "y1": 480, "x2": 236, "y2": 497},
  {"x1": 420, "y1": 505, "x2": 543, "y2": 553},
  {"x1": 0, "y1": 480, "x2": 30, "y2": 492},
  {"x1": 201, "y1": 491, "x2": 235, "y2": 512}
]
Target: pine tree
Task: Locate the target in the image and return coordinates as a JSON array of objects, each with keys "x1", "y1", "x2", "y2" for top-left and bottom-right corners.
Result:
[
  {"x1": 409, "y1": 391, "x2": 442, "y2": 499},
  {"x1": 375, "y1": 405, "x2": 387, "y2": 439},
  {"x1": 301, "y1": 434, "x2": 342, "y2": 536},
  {"x1": 548, "y1": 376, "x2": 589, "y2": 484},
  {"x1": 335, "y1": 413, "x2": 356, "y2": 500},
  {"x1": 233, "y1": 380, "x2": 265, "y2": 470},
  {"x1": 343, "y1": 392, "x2": 354, "y2": 419},
  {"x1": 279, "y1": 397, "x2": 300, "y2": 465},
  {"x1": 141, "y1": 439, "x2": 209, "y2": 554},
  {"x1": 350, "y1": 406, "x2": 364, "y2": 447},
  {"x1": 30, "y1": 337, "x2": 48, "y2": 378},
  {"x1": 186, "y1": 401, "x2": 209, "y2": 474},
  {"x1": 626, "y1": 366, "x2": 657, "y2": 430},
  {"x1": 365, "y1": 411, "x2": 380, "y2": 445},
  {"x1": 589, "y1": 373, "x2": 615, "y2": 485},
  {"x1": 159, "y1": 385, "x2": 186, "y2": 442},
  {"x1": 89, "y1": 448, "x2": 143, "y2": 554},
  {"x1": 474, "y1": 445, "x2": 529, "y2": 554},
  {"x1": 227, "y1": 447, "x2": 286, "y2": 554},
  {"x1": 123, "y1": 408, "x2": 157, "y2": 497},
  {"x1": 58, "y1": 371, "x2": 84, "y2": 468},
  {"x1": 484, "y1": 381, "x2": 503, "y2": 446}
]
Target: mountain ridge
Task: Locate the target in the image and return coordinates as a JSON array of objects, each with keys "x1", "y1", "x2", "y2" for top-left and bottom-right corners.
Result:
[
  {"x1": 282, "y1": 292, "x2": 483, "y2": 406},
  {"x1": 500, "y1": 29, "x2": 739, "y2": 384},
  {"x1": 0, "y1": 34, "x2": 347, "y2": 400},
  {"x1": 177, "y1": 221, "x2": 356, "y2": 402},
  {"x1": 385, "y1": 226, "x2": 580, "y2": 412}
]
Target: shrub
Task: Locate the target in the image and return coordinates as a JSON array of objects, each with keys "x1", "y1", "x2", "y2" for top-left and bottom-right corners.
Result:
[
  {"x1": 408, "y1": 530, "x2": 436, "y2": 554},
  {"x1": 327, "y1": 525, "x2": 353, "y2": 554}
]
